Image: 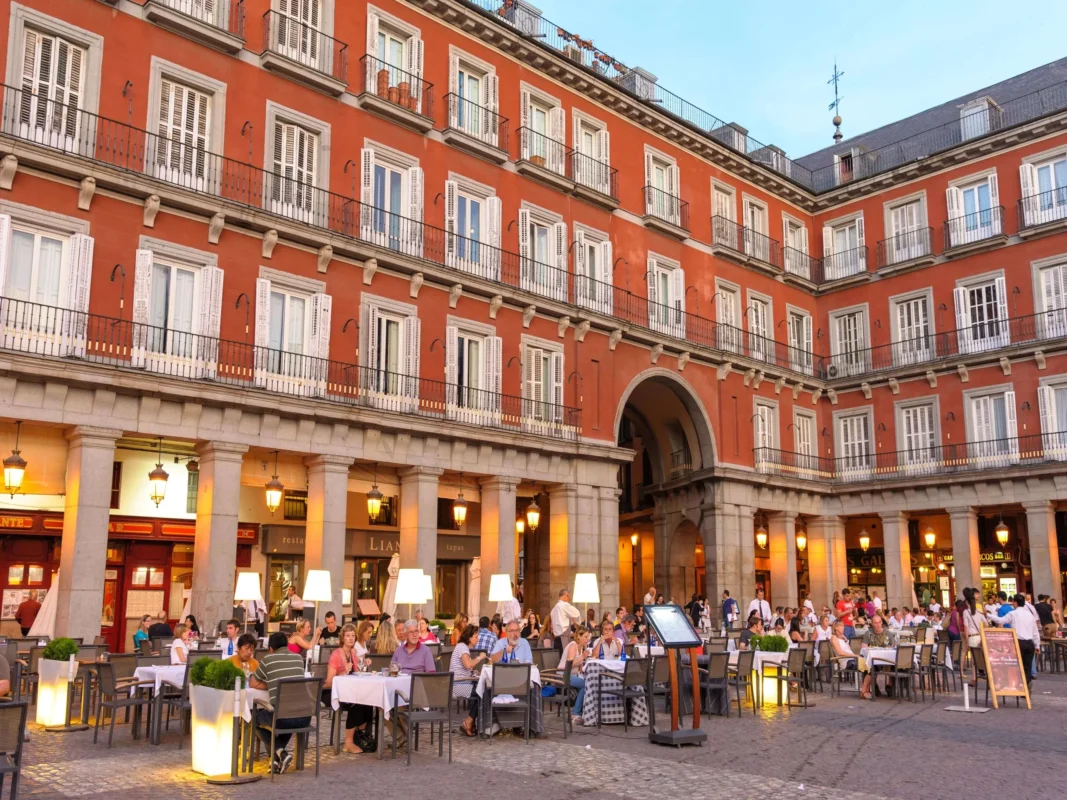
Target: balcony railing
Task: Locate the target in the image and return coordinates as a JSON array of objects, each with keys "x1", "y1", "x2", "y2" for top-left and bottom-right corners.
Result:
[
  {"x1": 443, "y1": 93, "x2": 507, "y2": 151},
  {"x1": 669, "y1": 447, "x2": 693, "y2": 478},
  {"x1": 821, "y1": 246, "x2": 868, "y2": 282},
  {"x1": 782, "y1": 247, "x2": 818, "y2": 281},
  {"x1": 0, "y1": 85, "x2": 827, "y2": 380},
  {"x1": 0, "y1": 296, "x2": 581, "y2": 441},
  {"x1": 876, "y1": 227, "x2": 934, "y2": 268},
  {"x1": 517, "y1": 127, "x2": 569, "y2": 176},
  {"x1": 642, "y1": 185, "x2": 689, "y2": 231},
  {"x1": 263, "y1": 10, "x2": 347, "y2": 83},
  {"x1": 710, "y1": 216, "x2": 781, "y2": 267},
  {"x1": 153, "y1": 0, "x2": 245, "y2": 37},
  {"x1": 756, "y1": 431, "x2": 1065, "y2": 485},
  {"x1": 567, "y1": 150, "x2": 618, "y2": 200},
  {"x1": 944, "y1": 206, "x2": 1006, "y2": 250},
  {"x1": 361, "y1": 54, "x2": 433, "y2": 120},
  {"x1": 1019, "y1": 187, "x2": 1067, "y2": 230}
]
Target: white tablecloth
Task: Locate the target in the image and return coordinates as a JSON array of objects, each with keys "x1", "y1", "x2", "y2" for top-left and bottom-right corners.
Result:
[
  {"x1": 635, "y1": 646, "x2": 665, "y2": 657},
  {"x1": 475, "y1": 663, "x2": 541, "y2": 698},
  {"x1": 330, "y1": 673, "x2": 410, "y2": 719},
  {"x1": 133, "y1": 664, "x2": 185, "y2": 693},
  {"x1": 728, "y1": 650, "x2": 788, "y2": 673},
  {"x1": 242, "y1": 687, "x2": 272, "y2": 721}
]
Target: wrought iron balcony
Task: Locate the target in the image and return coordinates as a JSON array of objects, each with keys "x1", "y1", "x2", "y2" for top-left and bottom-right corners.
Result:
[
  {"x1": 261, "y1": 11, "x2": 348, "y2": 94},
  {"x1": 944, "y1": 206, "x2": 1006, "y2": 251},
  {"x1": 1019, "y1": 187, "x2": 1067, "y2": 232},
  {"x1": 567, "y1": 150, "x2": 618, "y2": 205},
  {"x1": 819, "y1": 246, "x2": 868, "y2": 283},
  {"x1": 144, "y1": 0, "x2": 245, "y2": 51},
  {"x1": 876, "y1": 227, "x2": 935, "y2": 269},
  {"x1": 642, "y1": 185, "x2": 689, "y2": 236},
  {"x1": 359, "y1": 54, "x2": 434, "y2": 128},
  {"x1": 442, "y1": 93, "x2": 507, "y2": 160},
  {"x1": 710, "y1": 215, "x2": 781, "y2": 270},
  {"x1": 782, "y1": 247, "x2": 818, "y2": 282}
]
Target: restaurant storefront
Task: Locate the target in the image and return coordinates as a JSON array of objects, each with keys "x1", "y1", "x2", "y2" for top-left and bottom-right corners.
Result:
[{"x1": 261, "y1": 525, "x2": 481, "y2": 621}]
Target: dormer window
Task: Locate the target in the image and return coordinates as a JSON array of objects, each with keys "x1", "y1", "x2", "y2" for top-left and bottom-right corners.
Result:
[{"x1": 960, "y1": 98, "x2": 996, "y2": 141}]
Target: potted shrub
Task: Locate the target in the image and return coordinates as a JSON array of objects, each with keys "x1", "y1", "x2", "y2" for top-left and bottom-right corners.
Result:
[
  {"x1": 36, "y1": 637, "x2": 79, "y2": 726},
  {"x1": 756, "y1": 634, "x2": 789, "y2": 653},
  {"x1": 189, "y1": 657, "x2": 247, "y2": 777}
]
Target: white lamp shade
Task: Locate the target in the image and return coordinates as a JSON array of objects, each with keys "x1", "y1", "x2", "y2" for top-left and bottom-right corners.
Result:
[
  {"x1": 572, "y1": 573, "x2": 600, "y2": 604},
  {"x1": 233, "y1": 572, "x2": 263, "y2": 603},
  {"x1": 420, "y1": 573, "x2": 434, "y2": 604},
  {"x1": 303, "y1": 569, "x2": 332, "y2": 603},
  {"x1": 488, "y1": 574, "x2": 512, "y2": 603},
  {"x1": 394, "y1": 569, "x2": 427, "y2": 605},
  {"x1": 342, "y1": 588, "x2": 352, "y2": 606}
]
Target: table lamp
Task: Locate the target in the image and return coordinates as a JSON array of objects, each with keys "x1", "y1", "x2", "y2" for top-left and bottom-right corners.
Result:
[
  {"x1": 394, "y1": 568, "x2": 427, "y2": 621},
  {"x1": 233, "y1": 572, "x2": 264, "y2": 635},
  {"x1": 488, "y1": 574, "x2": 512, "y2": 604},
  {"x1": 303, "y1": 569, "x2": 332, "y2": 634},
  {"x1": 420, "y1": 573, "x2": 434, "y2": 619},
  {"x1": 572, "y1": 573, "x2": 600, "y2": 629}
]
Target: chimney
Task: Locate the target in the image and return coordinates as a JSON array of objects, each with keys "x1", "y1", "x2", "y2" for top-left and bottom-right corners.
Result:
[
  {"x1": 504, "y1": 0, "x2": 543, "y2": 37},
  {"x1": 619, "y1": 67, "x2": 659, "y2": 101}
]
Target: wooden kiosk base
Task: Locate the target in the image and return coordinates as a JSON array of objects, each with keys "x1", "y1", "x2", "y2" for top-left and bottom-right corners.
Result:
[{"x1": 648, "y1": 646, "x2": 707, "y2": 748}]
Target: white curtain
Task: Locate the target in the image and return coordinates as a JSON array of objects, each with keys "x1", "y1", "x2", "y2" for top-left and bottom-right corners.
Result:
[
  {"x1": 467, "y1": 556, "x2": 481, "y2": 621},
  {"x1": 381, "y1": 553, "x2": 400, "y2": 618},
  {"x1": 29, "y1": 580, "x2": 58, "y2": 638}
]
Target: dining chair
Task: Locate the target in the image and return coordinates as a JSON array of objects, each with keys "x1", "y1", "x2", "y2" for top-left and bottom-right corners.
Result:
[
  {"x1": 597, "y1": 658, "x2": 649, "y2": 732},
  {"x1": 0, "y1": 701, "x2": 28, "y2": 799},
  {"x1": 726, "y1": 650, "x2": 757, "y2": 715},
  {"x1": 484, "y1": 664, "x2": 532, "y2": 744},
  {"x1": 254, "y1": 676, "x2": 323, "y2": 780},
  {"x1": 390, "y1": 672, "x2": 453, "y2": 766},
  {"x1": 92, "y1": 663, "x2": 153, "y2": 748}
]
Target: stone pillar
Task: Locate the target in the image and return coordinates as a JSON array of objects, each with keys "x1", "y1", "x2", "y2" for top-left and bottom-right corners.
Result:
[
  {"x1": 807, "y1": 515, "x2": 846, "y2": 611},
  {"x1": 544, "y1": 484, "x2": 619, "y2": 616},
  {"x1": 595, "y1": 485, "x2": 622, "y2": 615},
  {"x1": 479, "y1": 477, "x2": 518, "y2": 616},
  {"x1": 190, "y1": 441, "x2": 249, "y2": 631},
  {"x1": 650, "y1": 505, "x2": 669, "y2": 597},
  {"x1": 736, "y1": 505, "x2": 756, "y2": 608},
  {"x1": 948, "y1": 507, "x2": 980, "y2": 598},
  {"x1": 700, "y1": 503, "x2": 752, "y2": 627},
  {"x1": 1024, "y1": 500, "x2": 1061, "y2": 602},
  {"x1": 398, "y1": 466, "x2": 442, "y2": 618},
  {"x1": 547, "y1": 485, "x2": 576, "y2": 596},
  {"x1": 54, "y1": 426, "x2": 122, "y2": 642},
  {"x1": 767, "y1": 512, "x2": 798, "y2": 609},
  {"x1": 304, "y1": 454, "x2": 353, "y2": 622},
  {"x1": 880, "y1": 511, "x2": 914, "y2": 611}
]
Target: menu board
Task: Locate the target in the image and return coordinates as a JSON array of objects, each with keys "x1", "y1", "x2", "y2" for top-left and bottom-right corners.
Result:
[
  {"x1": 980, "y1": 627, "x2": 1031, "y2": 710},
  {"x1": 644, "y1": 604, "x2": 702, "y2": 648}
]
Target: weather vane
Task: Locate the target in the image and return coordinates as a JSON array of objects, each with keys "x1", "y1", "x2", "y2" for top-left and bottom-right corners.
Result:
[{"x1": 828, "y1": 59, "x2": 845, "y2": 143}]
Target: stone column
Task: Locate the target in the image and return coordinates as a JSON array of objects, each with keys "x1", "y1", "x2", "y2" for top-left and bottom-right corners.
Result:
[
  {"x1": 595, "y1": 485, "x2": 622, "y2": 615},
  {"x1": 548, "y1": 485, "x2": 576, "y2": 595},
  {"x1": 398, "y1": 466, "x2": 442, "y2": 619},
  {"x1": 736, "y1": 505, "x2": 757, "y2": 608},
  {"x1": 1024, "y1": 500, "x2": 1061, "y2": 602},
  {"x1": 948, "y1": 507, "x2": 980, "y2": 597},
  {"x1": 880, "y1": 511, "x2": 914, "y2": 611},
  {"x1": 304, "y1": 454, "x2": 353, "y2": 622},
  {"x1": 807, "y1": 515, "x2": 846, "y2": 611},
  {"x1": 700, "y1": 503, "x2": 751, "y2": 627},
  {"x1": 54, "y1": 426, "x2": 122, "y2": 642},
  {"x1": 190, "y1": 441, "x2": 249, "y2": 631},
  {"x1": 479, "y1": 477, "x2": 518, "y2": 616},
  {"x1": 767, "y1": 512, "x2": 798, "y2": 609}
]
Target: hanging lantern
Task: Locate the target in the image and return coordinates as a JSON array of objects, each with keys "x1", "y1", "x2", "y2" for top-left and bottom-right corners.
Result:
[
  {"x1": 755, "y1": 519, "x2": 768, "y2": 550},
  {"x1": 525, "y1": 495, "x2": 541, "y2": 530},
  {"x1": 3, "y1": 421, "x2": 27, "y2": 497},
  {"x1": 452, "y1": 475, "x2": 468, "y2": 526},
  {"x1": 367, "y1": 463, "x2": 383, "y2": 521},
  {"x1": 515, "y1": 516, "x2": 525, "y2": 535},
  {"x1": 264, "y1": 451, "x2": 283, "y2": 515},
  {"x1": 995, "y1": 518, "x2": 1010, "y2": 546},
  {"x1": 630, "y1": 531, "x2": 639, "y2": 547},
  {"x1": 148, "y1": 438, "x2": 168, "y2": 507},
  {"x1": 795, "y1": 531, "x2": 807, "y2": 552},
  {"x1": 859, "y1": 534, "x2": 870, "y2": 552},
  {"x1": 185, "y1": 459, "x2": 199, "y2": 474},
  {"x1": 924, "y1": 527, "x2": 936, "y2": 549}
]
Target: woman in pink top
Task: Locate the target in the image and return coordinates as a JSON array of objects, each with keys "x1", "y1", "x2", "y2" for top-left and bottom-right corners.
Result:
[
  {"x1": 417, "y1": 618, "x2": 439, "y2": 644},
  {"x1": 325, "y1": 623, "x2": 374, "y2": 754},
  {"x1": 287, "y1": 618, "x2": 320, "y2": 655}
]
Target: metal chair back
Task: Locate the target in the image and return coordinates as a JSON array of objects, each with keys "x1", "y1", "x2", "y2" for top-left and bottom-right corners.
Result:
[
  {"x1": 28, "y1": 646, "x2": 45, "y2": 675},
  {"x1": 150, "y1": 637, "x2": 168, "y2": 652},
  {"x1": 93, "y1": 636, "x2": 108, "y2": 647},
  {"x1": 706, "y1": 651, "x2": 729, "y2": 680},
  {"x1": 273, "y1": 676, "x2": 323, "y2": 720},
  {"x1": 621, "y1": 657, "x2": 650, "y2": 687},
  {"x1": 490, "y1": 663, "x2": 531, "y2": 696},
  {"x1": 816, "y1": 639, "x2": 832, "y2": 666},
  {"x1": 139, "y1": 639, "x2": 153, "y2": 656},
  {"x1": 95, "y1": 662, "x2": 119, "y2": 695},
  {"x1": 896, "y1": 645, "x2": 916, "y2": 670},
  {"x1": 194, "y1": 651, "x2": 222, "y2": 661},
  {"x1": 409, "y1": 672, "x2": 453, "y2": 709},
  {"x1": 424, "y1": 643, "x2": 441, "y2": 659},
  {"x1": 136, "y1": 654, "x2": 169, "y2": 667},
  {"x1": 848, "y1": 638, "x2": 864, "y2": 655},
  {"x1": 366, "y1": 654, "x2": 392, "y2": 672},
  {"x1": 950, "y1": 639, "x2": 963, "y2": 666},
  {"x1": 318, "y1": 645, "x2": 338, "y2": 664},
  {"x1": 76, "y1": 646, "x2": 99, "y2": 662},
  {"x1": 108, "y1": 653, "x2": 138, "y2": 683},
  {"x1": 918, "y1": 643, "x2": 934, "y2": 667},
  {"x1": 733, "y1": 649, "x2": 755, "y2": 676},
  {"x1": 651, "y1": 655, "x2": 671, "y2": 684},
  {"x1": 0, "y1": 701, "x2": 28, "y2": 758},
  {"x1": 254, "y1": 648, "x2": 269, "y2": 662},
  {"x1": 3, "y1": 641, "x2": 16, "y2": 668},
  {"x1": 537, "y1": 648, "x2": 561, "y2": 672},
  {"x1": 786, "y1": 647, "x2": 807, "y2": 674}
]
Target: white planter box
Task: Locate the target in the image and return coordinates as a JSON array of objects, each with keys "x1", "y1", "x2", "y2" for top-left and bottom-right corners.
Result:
[
  {"x1": 190, "y1": 684, "x2": 236, "y2": 776},
  {"x1": 36, "y1": 658, "x2": 73, "y2": 727}
]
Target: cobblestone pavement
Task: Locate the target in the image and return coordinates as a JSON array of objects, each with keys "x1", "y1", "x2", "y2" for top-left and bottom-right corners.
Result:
[{"x1": 17, "y1": 672, "x2": 1067, "y2": 800}]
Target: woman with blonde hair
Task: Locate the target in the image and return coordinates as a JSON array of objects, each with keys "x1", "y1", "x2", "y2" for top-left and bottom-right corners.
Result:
[
  {"x1": 375, "y1": 618, "x2": 400, "y2": 654},
  {"x1": 450, "y1": 613, "x2": 468, "y2": 645},
  {"x1": 325, "y1": 623, "x2": 373, "y2": 753}
]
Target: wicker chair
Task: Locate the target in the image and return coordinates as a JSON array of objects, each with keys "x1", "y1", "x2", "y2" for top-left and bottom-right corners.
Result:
[
  {"x1": 484, "y1": 664, "x2": 532, "y2": 744},
  {"x1": 93, "y1": 662, "x2": 154, "y2": 748},
  {"x1": 0, "y1": 702, "x2": 28, "y2": 799},
  {"x1": 597, "y1": 658, "x2": 649, "y2": 731},
  {"x1": 254, "y1": 676, "x2": 323, "y2": 780},
  {"x1": 391, "y1": 672, "x2": 454, "y2": 765}
]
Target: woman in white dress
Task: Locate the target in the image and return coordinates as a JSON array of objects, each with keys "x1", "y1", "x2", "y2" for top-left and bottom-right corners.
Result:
[
  {"x1": 170, "y1": 623, "x2": 191, "y2": 664},
  {"x1": 698, "y1": 598, "x2": 711, "y2": 633}
]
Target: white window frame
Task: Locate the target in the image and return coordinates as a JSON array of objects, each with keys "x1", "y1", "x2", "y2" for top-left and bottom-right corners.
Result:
[
  {"x1": 571, "y1": 108, "x2": 611, "y2": 195},
  {"x1": 445, "y1": 172, "x2": 498, "y2": 280},
  {"x1": 822, "y1": 212, "x2": 866, "y2": 280},
  {"x1": 833, "y1": 406, "x2": 874, "y2": 482},
  {"x1": 1038, "y1": 375, "x2": 1067, "y2": 461},
  {"x1": 954, "y1": 270, "x2": 1009, "y2": 354},
  {"x1": 782, "y1": 213, "x2": 809, "y2": 278},
  {"x1": 1020, "y1": 146, "x2": 1067, "y2": 228},
  {"x1": 447, "y1": 45, "x2": 498, "y2": 145},
  {"x1": 963, "y1": 383, "x2": 1018, "y2": 465},
  {"x1": 445, "y1": 315, "x2": 501, "y2": 424},
  {"x1": 1031, "y1": 254, "x2": 1067, "y2": 340},
  {"x1": 793, "y1": 408, "x2": 817, "y2": 463},
  {"x1": 753, "y1": 398, "x2": 779, "y2": 452},
  {"x1": 882, "y1": 191, "x2": 928, "y2": 266},
  {"x1": 711, "y1": 179, "x2": 737, "y2": 249},
  {"x1": 894, "y1": 396, "x2": 940, "y2": 475},
  {"x1": 520, "y1": 334, "x2": 564, "y2": 434},
  {"x1": 518, "y1": 201, "x2": 566, "y2": 303},
  {"x1": 889, "y1": 287, "x2": 934, "y2": 367},
  {"x1": 646, "y1": 251, "x2": 684, "y2": 338},
  {"x1": 519, "y1": 82, "x2": 565, "y2": 175},
  {"x1": 746, "y1": 289, "x2": 772, "y2": 363},
  {"x1": 946, "y1": 169, "x2": 1001, "y2": 246},
  {"x1": 960, "y1": 97, "x2": 995, "y2": 141},
  {"x1": 786, "y1": 303, "x2": 813, "y2": 375},
  {"x1": 264, "y1": 101, "x2": 331, "y2": 224},
  {"x1": 828, "y1": 303, "x2": 870, "y2": 378},
  {"x1": 644, "y1": 145, "x2": 681, "y2": 224},
  {"x1": 359, "y1": 292, "x2": 420, "y2": 409},
  {"x1": 359, "y1": 138, "x2": 422, "y2": 257},
  {"x1": 574, "y1": 222, "x2": 612, "y2": 317},
  {"x1": 741, "y1": 194, "x2": 770, "y2": 262},
  {"x1": 715, "y1": 278, "x2": 742, "y2": 354},
  {"x1": 365, "y1": 4, "x2": 422, "y2": 99}
]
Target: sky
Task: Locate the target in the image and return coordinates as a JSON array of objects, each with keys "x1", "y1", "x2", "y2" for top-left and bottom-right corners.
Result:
[{"x1": 528, "y1": 0, "x2": 1067, "y2": 158}]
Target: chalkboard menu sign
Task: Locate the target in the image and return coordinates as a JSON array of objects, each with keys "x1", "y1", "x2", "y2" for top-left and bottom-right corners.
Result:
[
  {"x1": 644, "y1": 604, "x2": 703, "y2": 648},
  {"x1": 980, "y1": 627, "x2": 1031, "y2": 709}
]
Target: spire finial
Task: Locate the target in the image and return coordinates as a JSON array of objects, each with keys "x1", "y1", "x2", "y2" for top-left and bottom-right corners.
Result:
[{"x1": 828, "y1": 59, "x2": 845, "y2": 143}]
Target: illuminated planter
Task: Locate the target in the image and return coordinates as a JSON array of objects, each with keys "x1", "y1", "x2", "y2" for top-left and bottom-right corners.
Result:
[
  {"x1": 36, "y1": 658, "x2": 74, "y2": 727},
  {"x1": 190, "y1": 684, "x2": 237, "y2": 777}
]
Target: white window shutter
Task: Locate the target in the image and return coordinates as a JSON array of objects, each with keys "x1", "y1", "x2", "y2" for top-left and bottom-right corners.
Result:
[
  {"x1": 517, "y1": 207, "x2": 531, "y2": 289},
  {"x1": 195, "y1": 264, "x2": 223, "y2": 378},
  {"x1": 0, "y1": 214, "x2": 10, "y2": 297},
  {"x1": 407, "y1": 166, "x2": 423, "y2": 255},
  {"x1": 946, "y1": 186, "x2": 962, "y2": 244},
  {"x1": 365, "y1": 13, "x2": 379, "y2": 92},
  {"x1": 59, "y1": 233, "x2": 93, "y2": 358},
  {"x1": 402, "y1": 315, "x2": 421, "y2": 402},
  {"x1": 988, "y1": 173, "x2": 1000, "y2": 207},
  {"x1": 548, "y1": 107, "x2": 565, "y2": 174},
  {"x1": 448, "y1": 54, "x2": 459, "y2": 123},
  {"x1": 595, "y1": 129, "x2": 610, "y2": 165},
  {"x1": 671, "y1": 267, "x2": 685, "y2": 337},
  {"x1": 1019, "y1": 163, "x2": 1036, "y2": 199},
  {"x1": 480, "y1": 74, "x2": 495, "y2": 141},
  {"x1": 855, "y1": 216, "x2": 865, "y2": 248},
  {"x1": 360, "y1": 302, "x2": 379, "y2": 380},
  {"x1": 445, "y1": 325, "x2": 458, "y2": 387},
  {"x1": 523, "y1": 345, "x2": 537, "y2": 407},
  {"x1": 359, "y1": 148, "x2": 375, "y2": 240},
  {"x1": 1004, "y1": 390, "x2": 1019, "y2": 459},
  {"x1": 668, "y1": 165, "x2": 680, "y2": 222},
  {"x1": 519, "y1": 89, "x2": 530, "y2": 160},
  {"x1": 443, "y1": 179, "x2": 458, "y2": 266},
  {"x1": 551, "y1": 350, "x2": 564, "y2": 421},
  {"x1": 484, "y1": 335, "x2": 502, "y2": 420},
  {"x1": 643, "y1": 152, "x2": 653, "y2": 214},
  {"x1": 953, "y1": 286, "x2": 971, "y2": 353},
  {"x1": 803, "y1": 314, "x2": 813, "y2": 353},
  {"x1": 309, "y1": 292, "x2": 331, "y2": 361},
  {"x1": 253, "y1": 277, "x2": 271, "y2": 386},
  {"x1": 646, "y1": 257, "x2": 658, "y2": 328},
  {"x1": 551, "y1": 221, "x2": 567, "y2": 296},
  {"x1": 574, "y1": 229, "x2": 586, "y2": 278},
  {"x1": 485, "y1": 195, "x2": 502, "y2": 281},
  {"x1": 822, "y1": 225, "x2": 834, "y2": 258},
  {"x1": 800, "y1": 225, "x2": 809, "y2": 255},
  {"x1": 994, "y1": 276, "x2": 1010, "y2": 347},
  {"x1": 131, "y1": 249, "x2": 154, "y2": 368},
  {"x1": 407, "y1": 37, "x2": 424, "y2": 83}
]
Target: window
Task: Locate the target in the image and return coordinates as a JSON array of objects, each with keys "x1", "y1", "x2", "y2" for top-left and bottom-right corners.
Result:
[
  {"x1": 967, "y1": 388, "x2": 1018, "y2": 464},
  {"x1": 132, "y1": 246, "x2": 223, "y2": 377},
  {"x1": 754, "y1": 402, "x2": 777, "y2": 450},
  {"x1": 822, "y1": 217, "x2": 866, "y2": 280},
  {"x1": 360, "y1": 295, "x2": 420, "y2": 407},
  {"x1": 274, "y1": 0, "x2": 323, "y2": 69},
  {"x1": 446, "y1": 321, "x2": 501, "y2": 423},
  {"x1": 283, "y1": 490, "x2": 308, "y2": 521},
  {"x1": 255, "y1": 273, "x2": 332, "y2": 395},
  {"x1": 368, "y1": 494, "x2": 397, "y2": 526},
  {"x1": 898, "y1": 402, "x2": 937, "y2": 472},
  {"x1": 782, "y1": 217, "x2": 809, "y2": 277},
  {"x1": 5, "y1": 225, "x2": 66, "y2": 308},
  {"x1": 1020, "y1": 153, "x2": 1067, "y2": 227},
  {"x1": 360, "y1": 146, "x2": 423, "y2": 256},
  {"x1": 522, "y1": 340, "x2": 563, "y2": 431},
  {"x1": 574, "y1": 227, "x2": 612, "y2": 316},
  {"x1": 366, "y1": 8, "x2": 424, "y2": 98},
  {"x1": 946, "y1": 174, "x2": 1000, "y2": 246},
  {"x1": 885, "y1": 198, "x2": 928, "y2": 264},
  {"x1": 186, "y1": 469, "x2": 199, "y2": 514},
  {"x1": 747, "y1": 294, "x2": 770, "y2": 362},
  {"x1": 518, "y1": 206, "x2": 566, "y2": 302},
  {"x1": 794, "y1": 411, "x2": 815, "y2": 458},
  {"x1": 270, "y1": 121, "x2": 317, "y2": 222},
  {"x1": 448, "y1": 53, "x2": 498, "y2": 145},
  {"x1": 17, "y1": 28, "x2": 85, "y2": 149},
  {"x1": 572, "y1": 115, "x2": 611, "y2": 194},
  {"x1": 836, "y1": 412, "x2": 872, "y2": 481},
  {"x1": 892, "y1": 292, "x2": 932, "y2": 365},
  {"x1": 716, "y1": 283, "x2": 742, "y2": 354},
  {"x1": 1037, "y1": 261, "x2": 1067, "y2": 339},
  {"x1": 743, "y1": 199, "x2": 769, "y2": 262},
  {"x1": 646, "y1": 255, "x2": 685, "y2": 338},
  {"x1": 960, "y1": 99, "x2": 993, "y2": 141},
  {"x1": 644, "y1": 151, "x2": 680, "y2": 224},
  {"x1": 1038, "y1": 382, "x2": 1067, "y2": 460},
  {"x1": 110, "y1": 462, "x2": 122, "y2": 510},
  {"x1": 954, "y1": 275, "x2": 1008, "y2": 353},
  {"x1": 829, "y1": 307, "x2": 868, "y2": 377},
  {"x1": 712, "y1": 184, "x2": 737, "y2": 249},
  {"x1": 444, "y1": 178, "x2": 500, "y2": 280},
  {"x1": 787, "y1": 308, "x2": 813, "y2": 374},
  {"x1": 519, "y1": 88, "x2": 565, "y2": 174},
  {"x1": 148, "y1": 78, "x2": 210, "y2": 190}
]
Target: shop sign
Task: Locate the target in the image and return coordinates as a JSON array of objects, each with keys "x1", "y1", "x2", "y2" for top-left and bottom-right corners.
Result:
[
  {"x1": 846, "y1": 548, "x2": 924, "y2": 569},
  {"x1": 262, "y1": 525, "x2": 480, "y2": 559},
  {"x1": 0, "y1": 515, "x2": 34, "y2": 530}
]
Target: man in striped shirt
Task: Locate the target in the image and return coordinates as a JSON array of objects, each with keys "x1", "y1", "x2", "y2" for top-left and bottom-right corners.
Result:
[{"x1": 250, "y1": 632, "x2": 308, "y2": 774}]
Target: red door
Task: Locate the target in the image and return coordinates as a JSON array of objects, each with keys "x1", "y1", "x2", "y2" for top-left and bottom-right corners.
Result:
[{"x1": 101, "y1": 567, "x2": 123, "y2": 652}]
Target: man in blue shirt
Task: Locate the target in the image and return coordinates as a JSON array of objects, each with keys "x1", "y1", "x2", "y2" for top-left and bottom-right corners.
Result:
[
  {"x1": 490, "y1": 621, "x2": 533, "y2": 664},
  {"x1": 996, "y1": 591, "x2": 1013, "y2": 619},
  {"x1": 475, "y1": 616, "x2": 497, "y2": 653},
  {"x1": 722, "y1": 590, "x2": 739, "y2": 630}
]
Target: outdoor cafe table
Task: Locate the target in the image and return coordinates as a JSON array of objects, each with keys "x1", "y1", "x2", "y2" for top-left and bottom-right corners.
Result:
[
  {"x1": 727, "y1": 649, "x2": 789, "y2": 705},
  {"x1": 579, "y1": 659, "x2": 649, "y2": 727},
  {"x1": 329, "y1": 672, "x2": 410, "y2": 759},
  {"x1": 475, "y1": 663, "x2": 544, "y2": 735}
]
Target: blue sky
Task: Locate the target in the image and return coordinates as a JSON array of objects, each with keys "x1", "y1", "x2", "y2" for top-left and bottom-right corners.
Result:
[{"x1": 528, "y1": 0, "x2": 1067, "y2": 158}]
